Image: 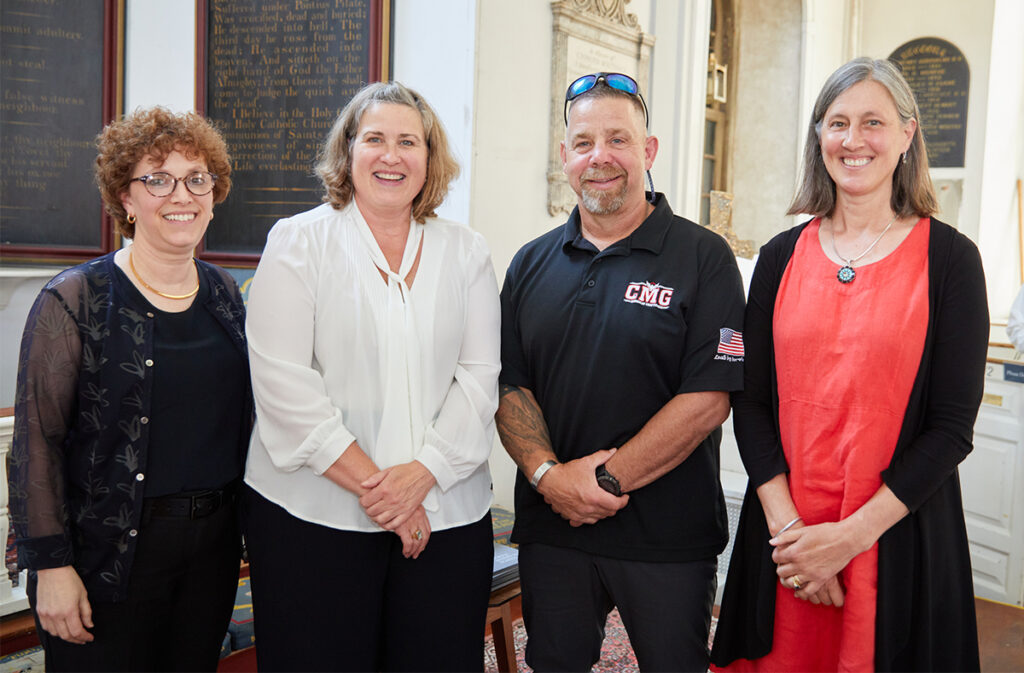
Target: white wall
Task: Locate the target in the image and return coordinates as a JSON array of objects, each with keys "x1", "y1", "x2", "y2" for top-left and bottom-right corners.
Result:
[
  {"x1": 467, "y1": 0, "x2": 559, "y2": 509},
  {"x1": 392, "y1": 0, "x2": 476, "y2": 225},
  {"x1": 798, "y1": 0, "x2": 857, "y2": 177},
  {"x1": 468, "y1": 1, "x2": 561, "y2": 281},
  {"x1": 977, "y1": 0, "x2": 1024, "y2": 319},
  {"x1": 124, "y1": 0, "x2": 196, "y2": 112},
  {"x1": 731, "y1": 0, "x2": 803, "y2": 245},
  {"x1": 644, "y1": 0, "x2": 712, "y2": 223},
  {"x1": 0, "y1": 276, "x2": 52, "y2": 407}
]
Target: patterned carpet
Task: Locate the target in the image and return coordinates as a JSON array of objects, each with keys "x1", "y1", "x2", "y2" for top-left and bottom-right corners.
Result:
[{"x1": 483, "y1": 609, "x2": 719, "y2": 673}]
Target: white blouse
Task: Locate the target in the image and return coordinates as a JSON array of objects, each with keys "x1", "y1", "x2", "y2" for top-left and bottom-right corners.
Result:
[{"x1": 244, "y1": 201, "x2": 500, "y2": 532}]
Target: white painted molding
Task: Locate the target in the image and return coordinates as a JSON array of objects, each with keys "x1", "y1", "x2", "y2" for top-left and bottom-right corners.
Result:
[{"x1": 0, "y1": 415, "x2": 29, "y2": 616}]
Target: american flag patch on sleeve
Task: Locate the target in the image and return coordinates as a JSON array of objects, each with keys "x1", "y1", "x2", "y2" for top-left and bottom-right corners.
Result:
[{"x1": 717, "y1": 328, "x2": 744, "y2": 357}]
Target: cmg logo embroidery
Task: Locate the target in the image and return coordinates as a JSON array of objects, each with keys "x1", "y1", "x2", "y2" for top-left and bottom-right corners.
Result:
[{"x1": 623, "y1": 281, "x2": 674, "y2": 309}]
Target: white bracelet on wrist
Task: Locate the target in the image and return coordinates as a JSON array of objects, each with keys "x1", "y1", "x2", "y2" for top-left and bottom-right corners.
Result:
[
  {"x1": 530, "y1": 460, "x2": 557, "y2": 489},
  {"x1": 776, "y1": 516, "x2": 802, "y2": 536}
]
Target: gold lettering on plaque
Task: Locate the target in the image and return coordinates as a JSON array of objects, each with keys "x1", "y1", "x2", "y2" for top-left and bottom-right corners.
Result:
[{"x1": 209, "y1": 0, "x2": 368, "y2": 177}]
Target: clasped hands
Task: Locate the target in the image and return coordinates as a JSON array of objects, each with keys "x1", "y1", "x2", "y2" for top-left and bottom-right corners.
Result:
[
  {"x1": 770, "y1": 519, "x2": 863, "y2": 607},
  {"x1": 359, "y1": 460, "x2": 436, "y2": 559},
  {"x1": 538, "y1": 449, "x2": 629, "y2": 527}
]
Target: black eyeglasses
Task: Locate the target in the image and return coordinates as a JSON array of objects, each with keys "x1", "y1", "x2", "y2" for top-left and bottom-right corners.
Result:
[
  {"x1": 563, "y1": 72, "x2": 649, "y2": 127},
  {"x1": 130, "y1": 171, "x2": 218, "y2": 197}
]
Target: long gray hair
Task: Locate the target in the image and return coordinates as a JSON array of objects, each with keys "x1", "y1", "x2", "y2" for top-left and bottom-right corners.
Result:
[{"x1": 788, "y1": 57, "x2": 937, "y2": 218}]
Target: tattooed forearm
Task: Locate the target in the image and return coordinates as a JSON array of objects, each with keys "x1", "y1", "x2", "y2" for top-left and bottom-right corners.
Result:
[{"x1": 496, "y1": 384, "x2": 556, "y2": 470}]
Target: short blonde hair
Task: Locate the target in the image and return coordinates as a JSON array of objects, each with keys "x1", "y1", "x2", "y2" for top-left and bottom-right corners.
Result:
[
  {"x1": 788, "y1": 57, "x2": 937, "y2": 219},
  {"x1": 315, "y1": 81, "x2": 459, "y2": 223},
  {"x1": 95, "y1": 107, "x2": 232, "y2": 238}
]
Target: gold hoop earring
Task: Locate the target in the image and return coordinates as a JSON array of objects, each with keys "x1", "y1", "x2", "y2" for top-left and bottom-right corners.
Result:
[{"x1": 127, "y1": 213, "x2": 136, "y2": 224}]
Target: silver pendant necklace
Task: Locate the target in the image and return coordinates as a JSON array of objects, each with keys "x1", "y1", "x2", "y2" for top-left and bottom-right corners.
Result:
[{"x1": 830, "y1": 214, "x2": 898, "y2": 284}]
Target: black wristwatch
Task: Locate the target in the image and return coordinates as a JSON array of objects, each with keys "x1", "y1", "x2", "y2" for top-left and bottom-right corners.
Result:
[{"x1": 595, "y1": 465, "x2": 622, "y2": 496}]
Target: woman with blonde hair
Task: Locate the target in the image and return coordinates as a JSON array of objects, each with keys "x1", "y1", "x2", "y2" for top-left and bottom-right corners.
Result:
[{"x1": 243, "y1": 81, "x2": 500, "y2": 671}]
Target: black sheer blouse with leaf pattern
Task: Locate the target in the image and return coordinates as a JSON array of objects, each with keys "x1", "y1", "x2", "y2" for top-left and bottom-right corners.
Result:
[{"x1": 8, "y1": 252, "x2": 252, "y2": 602}]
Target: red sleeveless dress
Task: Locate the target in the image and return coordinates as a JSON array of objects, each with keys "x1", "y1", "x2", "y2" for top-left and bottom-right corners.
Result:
[{"x1": 723, "y1": 218, "x2": 929, "y2": 672}]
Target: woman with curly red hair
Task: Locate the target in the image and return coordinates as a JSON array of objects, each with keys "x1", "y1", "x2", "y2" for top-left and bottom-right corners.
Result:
[{"x1": 9, "y1": 107, "x2": 251, "y2": 672}]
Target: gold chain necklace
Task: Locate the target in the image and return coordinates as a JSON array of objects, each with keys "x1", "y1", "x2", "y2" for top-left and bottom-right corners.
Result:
[
  {"x1": 129, "y1": 250, "x2": 199, "y2": 300},
  {"x1": 830, "y1": 214, "x2": 897, "y2": 284}
]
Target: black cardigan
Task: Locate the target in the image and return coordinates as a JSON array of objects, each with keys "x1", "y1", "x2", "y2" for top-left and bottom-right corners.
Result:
[{"x1": 711, "y1": 218, "x2": 986, "y2": 672}]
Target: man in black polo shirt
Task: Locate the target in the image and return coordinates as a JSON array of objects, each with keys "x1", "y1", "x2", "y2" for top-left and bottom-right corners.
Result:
[{"x1": 496, "y1": 73, "x2": 745, "y2": 672}]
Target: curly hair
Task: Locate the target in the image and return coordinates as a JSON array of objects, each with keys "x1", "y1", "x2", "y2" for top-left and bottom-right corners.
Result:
[
  {"x1": 95, "y1": 107, "x2": 232, "y2": 238},
  {"x1": 788, "y1": 57, "x2": 937, "y2": 219},
  {"x1": 315, "y1": 81, "x2": 459, "y2": 224}
]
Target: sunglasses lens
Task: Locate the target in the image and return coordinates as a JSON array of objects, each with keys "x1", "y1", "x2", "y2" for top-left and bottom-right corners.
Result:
[
  {"x1": 604, "y1": 74, "x2": 639, "y2": 95},
  {"x1": 567, "y1": 75, "x2": 598, "y2": 100},
  {"x1": 564, "y1": 73, "x2": 648, "y2": 128}
]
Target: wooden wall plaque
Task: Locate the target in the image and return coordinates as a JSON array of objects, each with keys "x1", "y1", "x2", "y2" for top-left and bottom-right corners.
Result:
[
  {"x1": 0, "y1": 0, "x2": 121, "y2": 264},
  {"x1": 196, "y1": 0, "x2": 390, "y2": 265},
  {"x1": 890, "y1": 37, "x2": 969, "y2": 169}
]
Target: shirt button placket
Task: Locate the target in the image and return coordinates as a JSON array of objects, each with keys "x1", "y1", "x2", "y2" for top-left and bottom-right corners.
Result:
[{"x1": 584, "y1": 257, "x2": 602, "y2": 291}]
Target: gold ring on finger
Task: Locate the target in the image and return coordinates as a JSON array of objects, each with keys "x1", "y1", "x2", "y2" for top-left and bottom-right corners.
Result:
[
  {"x1": 413, "y1": 529, "x2": 423, "y2": 540},
  {"x1": 791, "y1": 575, "x2": 802, "y2": 590}
]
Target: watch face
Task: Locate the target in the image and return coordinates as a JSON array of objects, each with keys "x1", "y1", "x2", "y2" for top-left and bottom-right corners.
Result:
[{"x1": 596, "y1": 471, "x2": 621, "y2": 496}]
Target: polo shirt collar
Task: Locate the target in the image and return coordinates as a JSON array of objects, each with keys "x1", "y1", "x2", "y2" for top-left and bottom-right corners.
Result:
[{"x1": 561, "y1": 192, "x2": 673, "y2": 255}]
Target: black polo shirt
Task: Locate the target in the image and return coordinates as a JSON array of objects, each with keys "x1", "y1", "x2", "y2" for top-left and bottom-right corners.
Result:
[{"x1": 500, "y1": 193, "x2": 745, "y2": 562}]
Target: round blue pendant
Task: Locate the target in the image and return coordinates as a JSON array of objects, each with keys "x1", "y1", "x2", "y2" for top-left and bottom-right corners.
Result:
[{"x1": 837, "y1": 265, "x2": 856, "y2": 284}]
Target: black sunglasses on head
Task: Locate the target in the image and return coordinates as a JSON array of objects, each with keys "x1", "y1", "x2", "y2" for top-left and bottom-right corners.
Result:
[{"x1": 563, "y1": 72, "x2": 649, "y2": 127}]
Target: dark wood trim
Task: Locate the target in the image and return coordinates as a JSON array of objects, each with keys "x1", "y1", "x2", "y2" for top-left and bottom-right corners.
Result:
[
  {"x1": 191, "y1": 250, "x2": 266, "y2": 269},
  {"x1": 369, "y1": 0, "x2": 384, "y2": 81},
  {"x1": 0, "y1": 611, "x2": 38, "y2": 656},
  {"x1": 195, "y1": 0, "x2": 209, "y2": 114}
]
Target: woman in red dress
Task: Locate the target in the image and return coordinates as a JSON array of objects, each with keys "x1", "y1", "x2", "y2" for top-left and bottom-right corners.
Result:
[{"x1": 711, "y1": 58, "x2": 987, "y2": 672}]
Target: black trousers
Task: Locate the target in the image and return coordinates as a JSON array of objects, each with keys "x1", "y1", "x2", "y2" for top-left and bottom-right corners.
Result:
[
  {"x1": 518, "y1": 542, "x2": 717, "y2": 673},
  {"x1": 244, "y1": 486, "x2": 494, "y2": 672},
  {"x1": 29, "y1": 498, "x2": 242, "y2": 672}
]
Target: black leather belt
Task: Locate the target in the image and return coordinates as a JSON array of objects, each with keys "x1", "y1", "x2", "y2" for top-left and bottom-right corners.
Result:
[{"x1": 144, "y1": 487, "x2": 234, "y2": 520}]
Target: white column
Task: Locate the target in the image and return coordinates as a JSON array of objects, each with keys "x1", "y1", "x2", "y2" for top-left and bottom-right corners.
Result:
[{"x1": 0, "y1": 416, "x2": 29, "y2": 615}]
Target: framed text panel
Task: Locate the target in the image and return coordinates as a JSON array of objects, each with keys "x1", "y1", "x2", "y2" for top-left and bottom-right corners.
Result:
[
  {"x1": 890, "y1": 37, "x2": 969, "y2": 169},
  {"x1": 0, "y1": 0, "x2": 121, "y2": 264},
  {"x1": 197, "y1": 0, "x2": 390, "y2": 266}
]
